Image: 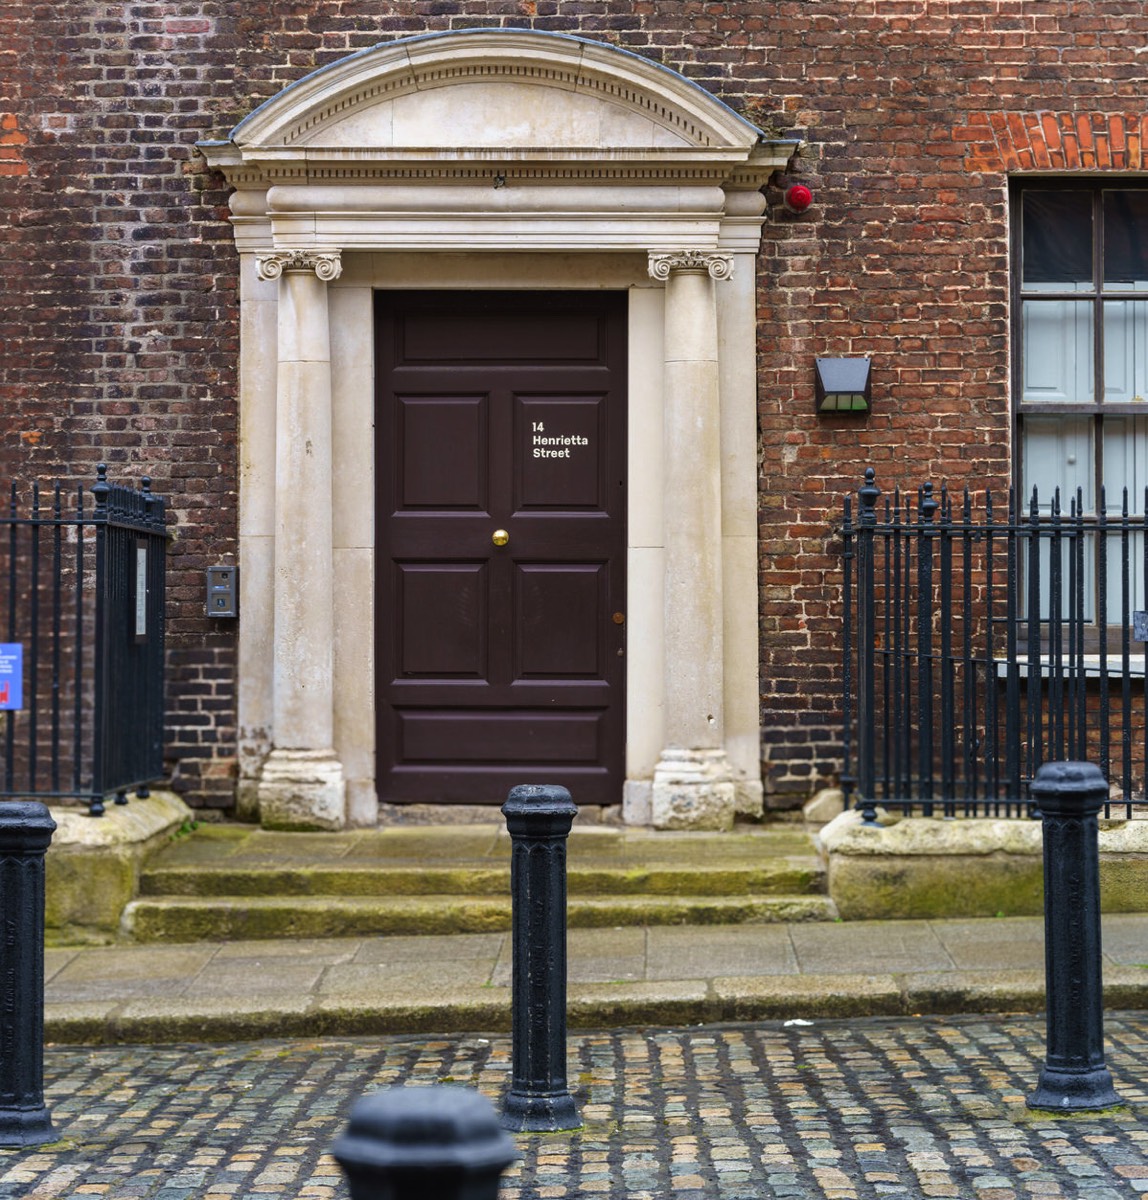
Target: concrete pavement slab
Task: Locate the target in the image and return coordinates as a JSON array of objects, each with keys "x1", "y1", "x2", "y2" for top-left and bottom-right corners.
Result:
[
  {"x1": 491, "y1": 926, "x2": 646, "y2": 986},
  {"x1": 212, "y1": 935, "x2": 362, "y2": 963},
  {"x1": 42, "y1": 948, "x2": 80, "y2": 983},
  {"x1": 928, "y1": 914, "x2": 1046, "y2": 969},
  {"x1": 48, "y1": 944, "x2": 217, "y2": 1000},
  {"x1": 789, "y1": 918, "x2": 953, "y2": 973},
  {"x1": 193, "y1": 957, "x2": 332, "y2": 996},
  {"x1": 319, "y1": 957, "x2": 496, "y2": 992},
  {"x1": 1098, "y1": 911, "x2": 1148, "y2": 965},
  {"x1": 350, "y1": 931, "x2": 505, "y2": 964},
  {"x1": 646, "y1": 924, "x2": 796, "y2": 979}
]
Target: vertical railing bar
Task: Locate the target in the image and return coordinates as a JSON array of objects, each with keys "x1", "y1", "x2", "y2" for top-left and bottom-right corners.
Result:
[
  {"x1": 90, "y1": 465, "x2": 109, "y2": 815},
  {"x1": 918, "y1": 482, "x2": 937, "y2": 815},
  {"x1": 1121, "y1": 488, "x2": 1132, "y2": 805},
  {"x1": 72, "y1": 484, "x2": 85, "y2": 795},
  {"x1": 856, "y1": 469, "x2": 880, "y2": 824},
  {"x1": 50, "y1": 483, "x2": 62, "y2": 794},
  {"x1": 27, "y1": 482, "x2": 40, "y2": 792},
  {"x1": 880, "y1": 497, "x2": 893, "y2": 799},
  {"x1": 1140, "y1": 485, "x2": 1147, "y2": 820},
  {"x1": 891, "y1": 489, "x2": 904, "y2": 802},
  {"x1": 1049, "y1": 488, "x2": 1063, "y2": 763},
  {"x1": 940, "y1": 485, "x2": 955, "y2": 814},
  {"x1": 1026, "y1": 487, "x2": 1043, "y2": 802},
  {"x1": 1073, "y1": 487, "x2": 1086, "y2": 760},
  {"x1": 902, "y1": 497, "x2": 914, "y2": 808},
  {"x1": 1005, "y1": 487, "x2": 1020, "y2": 809},
  {"x1": 1065, "y1": 491, "x2": 1078, "y2": 760},
  {"x1": 1097, "y1": 488, "x2": 1110, "y2": 797},
  {"x1": 961, "y1": 488, "x2": 976, "y2": 814},
  {"x1": 5, "y1": 484, "x2": 17, "y2": 792},
  {"x1": 984, "y1": 489, "x2": 999, "y2": 809}
]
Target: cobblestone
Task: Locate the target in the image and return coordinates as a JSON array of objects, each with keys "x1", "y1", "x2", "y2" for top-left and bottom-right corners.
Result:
[{"x1": 0, "y1": 1013, "x2": 1145, "y2": 1198}]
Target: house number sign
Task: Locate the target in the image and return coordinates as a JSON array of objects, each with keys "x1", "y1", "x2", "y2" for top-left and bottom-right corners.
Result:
[{"x1": 531, "y1": 421, "x2": 590, "y2": 460}]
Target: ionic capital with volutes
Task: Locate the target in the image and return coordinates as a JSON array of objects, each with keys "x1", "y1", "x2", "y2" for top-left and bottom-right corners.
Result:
[
  {"x1": 647, "y1": 250, "x2": 734, "y2": 281},
  {"x1": 255, "y1": 250, "x2": 343, "y2": 282}
]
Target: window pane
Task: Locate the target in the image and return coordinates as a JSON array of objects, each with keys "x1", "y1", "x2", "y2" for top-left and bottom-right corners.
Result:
[
  {"x1": 1103, "y1": 415, "x2": 1148, "y2": 514},
  {"x1": 1103, "y1": 299, "x2": 1148, "y2": 402},
  {"x1": 1103, "y1": 191, "x2": 1148, "y2": 289},
  {"x1": 1101, "y1": 416, "x2": 1147, "y2": 613},
  {"x1": 1022, "y1": 415, "x2": 1094, "y2": 512},
  {"x1": 1022, "y1": 190, "x2": 1093, "y2": 291},
  {"x1": 1022, "y1": 416, "x2": 1096, "y2": 621},
  {"x1": 1021, "y1": 300, "x2": 1093, "y2": 403}
]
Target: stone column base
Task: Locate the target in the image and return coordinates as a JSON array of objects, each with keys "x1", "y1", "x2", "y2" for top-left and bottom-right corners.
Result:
[
  {"x1": 651, "y1": 749, "x2": 736, "y2": 831},
  {"x1": 733, "y1": 778, "x2": 764, "y2": 819},
  {"x1": 257, "y1": 749, "x2": 346, "y2": 831}
]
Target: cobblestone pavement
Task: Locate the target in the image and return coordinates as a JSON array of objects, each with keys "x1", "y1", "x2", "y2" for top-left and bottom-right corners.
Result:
[{"x1": 1, "y1": 1013, "x2": 1146, "y2": 1199}]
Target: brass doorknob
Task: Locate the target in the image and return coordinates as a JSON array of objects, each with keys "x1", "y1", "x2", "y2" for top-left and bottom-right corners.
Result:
[{"x1": 492, "y1": 529, "x2": 510, "y2": 547}]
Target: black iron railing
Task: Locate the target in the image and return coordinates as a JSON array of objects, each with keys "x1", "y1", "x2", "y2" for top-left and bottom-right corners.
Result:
[
  {"x1": 841, "y1": 469, "x2": 1147, "y2": 821},
  {"x1": 0, "y1": 465, "x2": 167, "y2": 816}
]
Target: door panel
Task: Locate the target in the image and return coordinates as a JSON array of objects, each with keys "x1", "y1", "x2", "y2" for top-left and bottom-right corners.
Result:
[
  {"x1": 376, "y1": 290, "x2": 627, "y2": 805},
  {"x1": 397, "y1": 563, "x2": 487, "y2": 678},
  {"x1": 515, "y1": 564, "x2": 605, "y2": 679},
  {"x1": 399, "y1": 396, "x2": 488, "y2": 509}
]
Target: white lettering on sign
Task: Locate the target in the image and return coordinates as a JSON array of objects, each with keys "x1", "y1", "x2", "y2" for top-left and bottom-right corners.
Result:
[{"x1": 532, "y1": 432, "x2": 590, "y2": 459}]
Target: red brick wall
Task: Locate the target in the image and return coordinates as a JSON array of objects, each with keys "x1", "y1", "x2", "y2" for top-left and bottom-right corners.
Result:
[{"x1": 1, "y1": 1, "x2": 1142, "y2": 809}]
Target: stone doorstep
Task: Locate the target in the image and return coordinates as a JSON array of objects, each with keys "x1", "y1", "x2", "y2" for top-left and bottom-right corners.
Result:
[{"x1": 818, "y1": 808, "x2": 1148, "y2": 921}]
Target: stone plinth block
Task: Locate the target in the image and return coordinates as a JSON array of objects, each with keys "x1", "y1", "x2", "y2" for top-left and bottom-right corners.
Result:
[
  {"x1": 651, "y1": 750, "x2": 735, "y2": 831},
  {"x1": 258, "y1": 750, "x2": 346, "y2": 831},
  {"x1": 821, "y1": 807, "x2": 1148, "y2": 921},
  {"x1": 47, "y1": 792, "x2": 193, "y2": 943}
]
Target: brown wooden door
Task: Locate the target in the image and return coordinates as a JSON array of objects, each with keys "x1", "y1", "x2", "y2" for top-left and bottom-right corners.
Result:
[{"x1": 375, "y1": 291, "x2": 627, "y2": 806}]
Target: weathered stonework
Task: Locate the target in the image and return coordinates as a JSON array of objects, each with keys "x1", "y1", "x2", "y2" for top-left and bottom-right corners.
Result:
[
  {"x1": 651, "y1": 749, "x2": 736, "y2": 832},
  {"x1": 820, "y1": 809, "x2": 1148, "y2": 920},
  {"x1": 45, "y1": 792, "x2": 193, "y2": 943}
]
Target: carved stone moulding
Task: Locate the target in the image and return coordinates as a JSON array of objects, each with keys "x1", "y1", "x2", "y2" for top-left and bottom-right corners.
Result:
[
  {"x1": 647, "y1": 250, "x2": 734, "y2": 281},
  {"x1": 255, "y1": 250, "x2": 344, "y2": 282}
]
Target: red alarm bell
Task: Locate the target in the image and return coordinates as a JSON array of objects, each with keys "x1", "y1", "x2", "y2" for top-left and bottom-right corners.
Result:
[{"x1": 783, "y1": 183, "x2": 812, "y2": 213}]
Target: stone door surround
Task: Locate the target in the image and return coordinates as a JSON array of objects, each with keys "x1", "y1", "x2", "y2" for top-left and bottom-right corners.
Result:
[{"x1": 199, "y1": 29, "x2": 799, "y2": 830}]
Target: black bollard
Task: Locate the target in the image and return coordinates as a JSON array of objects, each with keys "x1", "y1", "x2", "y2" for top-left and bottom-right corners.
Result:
[
  {"x1": 1027, "y1": 762, "x2": 1121, "y2": 1112},
  {"x1": 500, "y1": 783, "x2": 581, "y2": 1132},
  {"x1": 0, "y1": 800, "x2": 57, "y2": 1147},
  {"x1": 331, "y1": 1084, "x2": 518, "y2": 1200}
]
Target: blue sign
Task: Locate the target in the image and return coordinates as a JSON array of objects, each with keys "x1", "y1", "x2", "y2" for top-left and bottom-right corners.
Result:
[{"x1": 0, "y1": 644, "x2": 23, "y2": 711}]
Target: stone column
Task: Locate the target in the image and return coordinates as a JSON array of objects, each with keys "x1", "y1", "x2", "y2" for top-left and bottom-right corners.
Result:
[
  {"x1": 254, "y1": 249, "x2": 346, "y2": 830},
  {"x1": 648, "y1": 251, "x2": 737, "y2": 830}
]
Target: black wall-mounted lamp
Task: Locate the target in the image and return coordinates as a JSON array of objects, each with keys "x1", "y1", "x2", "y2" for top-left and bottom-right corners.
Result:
[{"x1": 815, "y1": 357, "x2": 872, "y2": 414}]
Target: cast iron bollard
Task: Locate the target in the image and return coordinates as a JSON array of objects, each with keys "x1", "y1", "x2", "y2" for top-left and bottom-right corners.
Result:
[
  {"x1": 500, "y1": 783, "x2": 581, "y2": 1132},
  {"x1": 1027, "y1": 762, "x2": 1121, "y2": 1112},
  {"x1": 331, "y1": 1085, "x2": 518, "y2": 1200},
  {"x1": 0, "y1": 801, "x2": 57, "y2": 1147}
]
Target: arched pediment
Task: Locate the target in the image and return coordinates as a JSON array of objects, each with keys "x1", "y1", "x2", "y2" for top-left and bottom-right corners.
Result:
[
  {"x1": 231, "y1": 30, "x2": 765, "y2": 154},
  {"x1": 199, "y1": 29, "x2": 800, "y2": 253}
]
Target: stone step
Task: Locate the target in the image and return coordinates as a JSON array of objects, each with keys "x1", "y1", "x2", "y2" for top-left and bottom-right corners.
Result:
[
  {"x1": 139, "y1": 858, "x2": 825, "y2": 899},
  {"x1": 121, "y1": 893, "x2": 840, "y2": 942}
]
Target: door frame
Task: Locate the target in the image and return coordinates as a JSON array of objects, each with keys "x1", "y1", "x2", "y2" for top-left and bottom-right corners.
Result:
[{"x1": 202, "y1": 31, "x2": 789, "y2": 826}]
